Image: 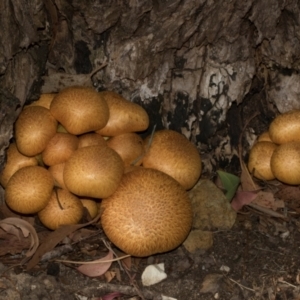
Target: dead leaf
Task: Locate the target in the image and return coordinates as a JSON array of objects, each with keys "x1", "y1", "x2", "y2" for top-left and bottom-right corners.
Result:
[
  {"x1": 77, "y1": 251, "x2": 113, "y2": 277},
  {"x1": 26, "y1": 215, "x2": 100, "y2": 270},
  {"x1": 200, "y1": 273, "x2": 223, "y2": 294},
  {"x1": 104, "y1": 270, "x2": 116, "y2": 282},
  {"x1": 252, "y1": 190, "x2": 284, "y2": 210},
  {"x1": 231, "y1": 190, "x2": 258, "y2": 211},
  {"x1": 0, "y1": 217, "x2": 39, "y2": 264}
]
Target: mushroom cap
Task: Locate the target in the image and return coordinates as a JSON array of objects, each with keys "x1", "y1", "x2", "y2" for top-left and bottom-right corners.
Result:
[
  {"x1": 142, "y1": 130, "x2": 202, "y2": 190},
  {"x1": 106, "y1": 132, "x2": 144, "y2": 166},
  {"x1": 77, "y1": 133, "x2": 107, "y2": 148},
  {"x1": 15, "y1": 106, "x2": 58, "y2": 156},
  {"x1": 101, "y1": 168, "x2": 193, "y2": 257},
  {"x1": 247, "y1": 141, "x2": 277, "y2": 180},
  {"x1": 48, "y1": 162, "x2": 67, "y2": 189},
  {"x1": 269, "y1": 110, "x2": 300, "y2": 144},
  {"x1": 25, "y1": 93, "x2": 57, "y2": 109},
  {"x1": 50, "y1": 86, "x2": 109, "y2": 135},
  {"x1": 95, "y1": 91, "x2": 149, "y2": 136},
  {"x1": 38, "y1": 188, "x2": 84, "y2": 230},
  {"x1": 270, "y1": 141, "x2": 300, "y2": 185},
  {"x1": 63, "y1": 145, "x2": 124, "y2": 198},
  {"x1": 42, "y1": 132, "x2": 79, "y2": 166},
  {"x1": 5, "y1": 166, "x2": 54, "y2": 214},
  {"x1": 0, "y1": 143, "x2": 38, "y2": 188},
  {"x1": 257, "y1": 131, "x2": 272, "y2": 142}
]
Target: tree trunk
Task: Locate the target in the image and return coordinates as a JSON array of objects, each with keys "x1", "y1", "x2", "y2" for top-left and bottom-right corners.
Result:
[{"x1": 1, "y1": 0, "x2": 299, "y2": 175}]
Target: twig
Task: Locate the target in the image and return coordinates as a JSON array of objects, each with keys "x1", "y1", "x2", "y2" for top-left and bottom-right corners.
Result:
[
  {"x1": 247, "y1": 203, "x2": 288, "y2": 220},
  {"x1": 81, "y1": 283, "x2": 163, "y2": 300},
  {"x1": 228, "y1": 277, "x2": 255, "y2": 292}
]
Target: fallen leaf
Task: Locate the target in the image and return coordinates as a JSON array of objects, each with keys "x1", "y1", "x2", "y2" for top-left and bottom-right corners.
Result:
[
  {"x1": 77, "y1": 251, "x2": 113, "y2": 277},
  {"x1": 253, "y1": 190, "x2": 284, "y2": 210},
  {"x1": 231, "y1": 190, "x2": 258, "y2": 211},
  {"x1": 200, "y1": 273, "x2": 222, "y2": 294},
  {"x1": 26, "y1": 215, "x2": 100, "y2": 270},
  {"x1": 217, "y1": 170, "x2": 240, "y2": 201},
  {"x1": 0, "y1": 217, "x2": 39, "y2": 264}
]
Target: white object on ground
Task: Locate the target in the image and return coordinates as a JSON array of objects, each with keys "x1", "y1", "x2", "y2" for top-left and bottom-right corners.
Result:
[{"x1": 141, "y1": 263, "x2": 167, "y2": 286}]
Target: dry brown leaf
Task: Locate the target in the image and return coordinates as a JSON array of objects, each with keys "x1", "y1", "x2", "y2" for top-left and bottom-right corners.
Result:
[
  {"x1": 200, "y1": 273, "x2": 223, "y2": 294},
  {"x1": 26, "y1": 215, "x2": 100, "y2": 270},
  {"x1": 252, "y1": 190, "x2": 284, "y2": 210},
  {"x1": 0, "y1": 217, "x2": 39, "y2": 264},
  {"x1": 77, "y1": 251, "x2": 113, "y2": 277}
]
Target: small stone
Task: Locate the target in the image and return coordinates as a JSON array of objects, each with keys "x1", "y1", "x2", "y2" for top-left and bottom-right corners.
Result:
[
  {"x1": 183, "y1": 229, "x2": 213, "y2": 252},
  {"x1": 141, "y1": 263, "x2": 167, "y2": 286}
]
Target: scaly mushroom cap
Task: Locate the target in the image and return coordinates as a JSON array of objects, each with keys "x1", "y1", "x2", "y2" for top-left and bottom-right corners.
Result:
[
  {"x1": 5, "y1": 166, "x2": 54, "y2": 214},
  {"x1": 106, "y1": 132, "x2": 144, "y2": 166},
  {"x1": 0, "y1": 143, "x2": 38, "y2": 188},
  {"x1": 50, "y1": 86, "x2": 109, "y2": 135},
  {"x1": 270, "y1": 141, "x2": 300, "y2": 185},
  {"x1": 101, "y1": 168, "x2": 193, "y2": 257},
  {"x1": 248, "y1": 141, "x2": 277, "y2": 180},
  {"x1": 142, "y1": 130, "x2": 202, "y2": 190},
  {"x1": 269, "y1": 110, "x2": 300, "y2": 144},
  {"x1": 38, "y1": 188, "x2": 84, "y2": 230},
  {"x1": 14, "y1": 106, "x2": 58, "y2": 156},
  {"x1": 96, "y1": 91, "x2": 149, "y2": 136},
  {"x1": 63, "y1": 145, "x2": 124, "y2": 198},
  {"x1": 42, "y1": 132, "x2": 79, "y2": 166}
]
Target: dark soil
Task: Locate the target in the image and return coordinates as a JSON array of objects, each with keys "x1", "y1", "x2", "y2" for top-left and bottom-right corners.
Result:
[{"x1": 1, "y1": 206, "x2": 300, "y2": 300}]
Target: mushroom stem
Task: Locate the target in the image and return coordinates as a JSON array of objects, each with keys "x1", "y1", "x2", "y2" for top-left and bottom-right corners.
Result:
[{"x1": 54, "y1": 188, "x2": 64, "y2": 210}]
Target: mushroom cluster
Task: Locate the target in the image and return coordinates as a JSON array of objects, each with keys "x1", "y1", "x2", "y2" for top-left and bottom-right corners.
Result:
[
  {"x1": 248, "y1": 109, "x2": 300, "y2": 185},
  {"x1": 0, "y1": 86, "x2": 202, "y2": 257}
]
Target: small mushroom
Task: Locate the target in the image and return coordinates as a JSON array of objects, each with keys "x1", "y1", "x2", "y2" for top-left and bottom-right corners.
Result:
[
  {"x1": 270, "y1": 141, "x2": 300, "y2": 185},
  {"x1": 247, "y1": 141, "x2": 277, "y2": 180},
  {"x1": 101, "y1": 168, "x2": 193, "y2": 257},
  {"x1": 42, "y1": 132, "x2": 79, "y2": 166},
  {"x1": 50, "y1": 86, "x2": 109, "y2": 135},
  {"x1": 77, "y1": 133, "x2": 107, "y2": 148},
  {"x1": 257, "y1": 131, "x2": 272, "y2": 142},
  {"x1": 96, "y1": 91, "x2": 149, "y2": 136},
  {"x1": 142, "y1": 129, "x2": 202, "y2": 190},
  {"x1": 106, "y1": 132, "x2": 144, "y2": 166},
  {"x1": 63, "y1": 145, "x2": 124, "y2": 198},
  {"x1": 14, "y1": 106, "x2": 58, "y2": 156},
  {"x1": 48, "y1": 162, "x2": 67, "y2": 189},
  {"x1": 25, "y1": 93, "x2": 57, "y2": 109},
  {"x1": 5, "y1": 166, "x2": 54, "y2": 214},
  {"x1": 38, "y1": 188, "x2": 84, "y2": 230},
  {"x1": 0, "y1": 143, "x2": 38, "y2": 188},
  {"x1": 80, "y1": 198, "x2": 99, "y2": 219},
  {"x1": 269, "y1": 110, "x2": 300, "y2": 144}
]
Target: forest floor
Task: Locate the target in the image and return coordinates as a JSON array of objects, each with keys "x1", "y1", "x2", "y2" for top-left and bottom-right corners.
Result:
[{"x1": 0, "y1": 193, "x2": 300, "y2": 300}]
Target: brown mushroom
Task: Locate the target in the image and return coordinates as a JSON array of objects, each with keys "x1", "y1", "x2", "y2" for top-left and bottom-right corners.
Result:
[
  {"x1": 80, "y1": 198, "x2": 99, "y2": 219},
  {"x1": 48, "y1": 162, "x2": 67, "y2": 189},
  {"x1": 142, "y1": 129, "x2": 202, "y2": 190},
  {"x1": 77, "y1": 133, "x2": 107, "y2": 148},
  {"x1": 106, "y1": 132, "x2": 144, "y2": 166},
  {"x1": 269, "y1": 110, "x2": 300, "y2": 144},
  {"x1": 247, "y1": 141, "x2": 277, "y2": 180},
  {"x1": 42, "y1": 132, "x2": 79, "y2": 166},
  {"x1": 63, "y1": 145, "x2": 124, "y2": 198},
  {"x1": 95, "y1": 91, "x2": 149, "y2": 136},
  {"x1": 5, "y1": 166, "x2": 54, "y2": 214},
  {"x1": 14, "y1": 106, "x2": 58, "y2": 156},
  {"x1": 25, "y1": 93, "x2": 57, "y2": 109},
  {"x1": 270, "y1": 141, "x2": 300, "y2": 185},
  {"x1": 50, "y1": 86, "x2": 109, "y2": 135},
  {"x1": 101, "y1": 168, "x2": 193, "y2": 257},
  {"x1": 38, "y1": 188, "x2": 84, "y2": 230},
  {"x1": 0, "y1": 143, "x2": 38, "y2": 188}
]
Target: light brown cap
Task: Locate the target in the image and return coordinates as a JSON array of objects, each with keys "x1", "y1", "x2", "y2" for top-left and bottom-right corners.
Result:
[{"x1": 101, "y1": 168, "x2": 193, "y2": 257}]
